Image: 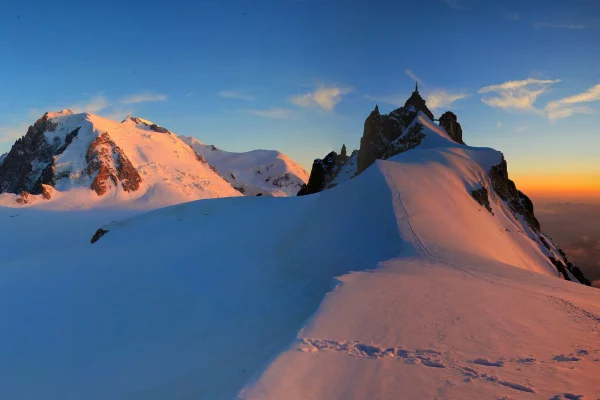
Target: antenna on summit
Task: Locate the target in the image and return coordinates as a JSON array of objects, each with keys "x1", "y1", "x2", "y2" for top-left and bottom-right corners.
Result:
[{"x1": 415, "y1": 81, "x2": 418, "y2": 92}]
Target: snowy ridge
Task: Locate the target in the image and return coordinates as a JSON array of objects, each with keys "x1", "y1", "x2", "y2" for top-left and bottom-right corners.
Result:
[
  {"x1": 180, "y1": 135, "x2": 308, "y2": 196},
  {"x1": 0, "y1": 112, "x2": 597, "y2": 399}
]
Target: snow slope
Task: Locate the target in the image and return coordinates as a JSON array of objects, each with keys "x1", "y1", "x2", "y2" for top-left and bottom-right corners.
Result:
[
  {"x1": 0, "y1": 111, "x2": 241, "y2": 209},
  {"x1": 180, "y1": 135, "x2": 309, "y2": 196},
  {"x1": 0, "y1": 114, "x2": 598, "y2": 399}
]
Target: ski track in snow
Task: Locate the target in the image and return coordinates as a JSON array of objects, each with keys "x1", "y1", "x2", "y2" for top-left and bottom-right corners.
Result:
[{"x1": 297, "y1": 338, "x2": 600, "y2": 396}]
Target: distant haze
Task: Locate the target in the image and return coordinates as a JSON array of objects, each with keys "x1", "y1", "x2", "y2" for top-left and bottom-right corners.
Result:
[{"x1": 534, "y1": 200, "x2": 600, "y2": 284}]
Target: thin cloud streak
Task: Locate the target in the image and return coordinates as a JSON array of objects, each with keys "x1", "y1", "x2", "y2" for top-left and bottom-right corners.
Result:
[
  {"x1": 426, "y1": 90, "x2": 469, "y2": 110},
  {"x1": 405, "y1": 69, "x2": 425, "y2": 86},
  {"x1": 478, "y1": 78, "x2": 560, "y2": 112},
  {"x1": 546, "y1": 83, "x2": 600, "y2": 120}
]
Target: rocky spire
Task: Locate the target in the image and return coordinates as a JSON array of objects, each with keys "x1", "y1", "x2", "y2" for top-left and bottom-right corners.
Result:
[{"x1": 404, "y1": 83, "x2": 434, "y2": 121}]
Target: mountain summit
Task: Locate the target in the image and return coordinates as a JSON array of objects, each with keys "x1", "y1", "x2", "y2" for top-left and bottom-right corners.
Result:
[
  {"x1": 0, "y1": 112, "x2": 307, "y2": 208},
  {"x1": 299, "y1": 92, "x2": 590, "y2": 287}
]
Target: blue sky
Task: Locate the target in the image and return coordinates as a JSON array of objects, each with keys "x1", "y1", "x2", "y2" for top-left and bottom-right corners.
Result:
[{"x1": 0, "y1": 0, "x2": 599, "y2": 196}]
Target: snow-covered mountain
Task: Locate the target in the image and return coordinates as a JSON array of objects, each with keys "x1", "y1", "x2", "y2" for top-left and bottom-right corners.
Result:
[
  {"x1": 0, "y1": 111, "x2": 307, "y2": 208},
  {"x1": 0, "y1": 102, "x2": 597, "y2": 399},
  {"x1": 179, "y1": 135, "x2": 308, "y2": 197}
]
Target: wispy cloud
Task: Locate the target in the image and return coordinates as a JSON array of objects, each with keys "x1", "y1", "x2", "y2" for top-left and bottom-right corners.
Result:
[
  {"x1": 244, "y1": 107, "x2": 294, "y2": 119},
  {"x1": 426, "y1": 90, "x2": 469, "y2": 110},
  {"x1": 496, "y1": 121, "x2": 502, "y2": 129},
  {"x1": 120, "y1": 93, "x2": 167, "y2": 104},
  {"x1": 545, "y1": 83, "x2": 600, "y2": 120},
  {"x1": 534, "y1": 22, "x2": 586, "y2": 30},
  {"x1": 290, "y1": 85, "x2": 352, "y2": 111},
  {"x1": 219, "y1": 90, "x2": 254, "y2": 101},
  {"x1": 478, "y1": 78, "x2": 560, "y2": 112},
  {"x1": 405, "y1": 69, "x2": 424, "y2": 86},
  {"x1": 440, "y1": 0, "x2": 465, "y2": 10}
]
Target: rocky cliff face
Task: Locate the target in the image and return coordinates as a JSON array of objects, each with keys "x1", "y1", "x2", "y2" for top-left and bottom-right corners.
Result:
[
  {"x1": 85, "y1": 133, "x2": 142, "y2": 196},
  {"x1": 0, "y1": 112, "x2": 144, "y2": 198},
  {"x1": 300, "y1": 88, "x2": 436, "y2": 196},
  {"x1": 480, "y1": 156, "x2": 590, "y2": 285},
  {"x1": 297, "y1": 151, "x2": 340, "y2": 196},
  {"x1": 439, "y1": 111, "x2": 464, "y2": 144},
  {"x1": 0, "y1": 113, "x2": 60, "y2": 195}
]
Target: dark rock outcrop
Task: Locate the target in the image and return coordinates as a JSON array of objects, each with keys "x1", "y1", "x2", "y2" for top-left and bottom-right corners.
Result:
[
  {"x1": 557, "y1": 249, "x2": 591, "y2": 285},
  {"x1": 488, "y1": 157, "x2": 540, "y2": 231},
  {"x1": 439, "y1": 111, "x2": 464, "y2": 144},
  {"x1": 85, "y1": 133, "x2": 142, "y2": 196},
  {"x1": 0, "y1": 113, "x2": 59, "y2": 195},
  {"x1": 357, "y1": 86, "x2": 434, "y2": 174},
  {"x1": 298, "y1": 151, "x2": 340, "y2": 196},
  {"x1": 486, "y1": 157, "x2": 590, "y2": 285},
  {"x1": 381, "y1": 123, "x2": 426, "y2": 160},
  {"x1": 91, "y1": 228, "x2": 109, "y2": 244},
  {"x1": 470, "y1": 187, "x2": 493, "y2": 214},
  {"x1": 125, "y1": 117, "x2": 171, "y2": 134},
  {"x1": 301, "y1": 88, "x2": 436, "y2": 195},
  {"x1": 404, "y1": 82, "x2": 434, "y2": 121}
]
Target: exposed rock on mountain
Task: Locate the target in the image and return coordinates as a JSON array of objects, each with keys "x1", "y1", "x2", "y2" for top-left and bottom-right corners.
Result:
[
  {"x1": 0, "y1": 112, "x2": 61, "y2": 195},
  {"x1": 123, "y1": 116, "x2": 172, "y2": 134},
  {"x1": 489, "y1": 157, "x2": 540, "y2": 231},
  {"x1": 297, "y1": 88, "x2": 589, "y2": 286},
  {"x1": 404, "y1": 82, "x2": 434, "y2": 120},
  {"x1": 470, "y1": 187, "x2": 493, "y2": 214},
  {"x1": 439, "y1": 111, "x2": 464, "y2": 144},
  {"x1": 85, "y1": 133, "x2": 142, "y2": 196},
  {"x1": 301, "y1": 87, "x2": 436, "y2": 196},
  {"x1": 297, "y1": 151, "x2": 339, "y2": 196}
]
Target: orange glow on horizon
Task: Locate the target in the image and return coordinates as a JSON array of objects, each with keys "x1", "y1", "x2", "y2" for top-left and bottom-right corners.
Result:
[{"x1": 513, "y1": 172, "x2": 600, "y2": 199}]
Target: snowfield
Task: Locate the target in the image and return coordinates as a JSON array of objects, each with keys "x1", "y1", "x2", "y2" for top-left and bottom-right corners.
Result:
[{"x1": 0, "y1": 114, "x2": 598, "y2": 399}]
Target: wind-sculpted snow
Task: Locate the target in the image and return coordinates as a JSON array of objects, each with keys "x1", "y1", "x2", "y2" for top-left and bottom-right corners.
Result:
[{"x1": 0, "y1": 113, "x2": 598, "y2": 399}]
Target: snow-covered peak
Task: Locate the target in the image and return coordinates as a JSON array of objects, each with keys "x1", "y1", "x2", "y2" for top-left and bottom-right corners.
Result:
[
  {"x1": 121, "y1": 116, "x2": 171, "y2": 134},
  {"x1": 46, "y1": 109, "x2": 74, "y2": 119},
  {"x1": 0, "y1": 111, "x2": 242, "y2": 209},
  {"x1": 179, "y1": 135, "x2": 309, "y2": 196}
]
